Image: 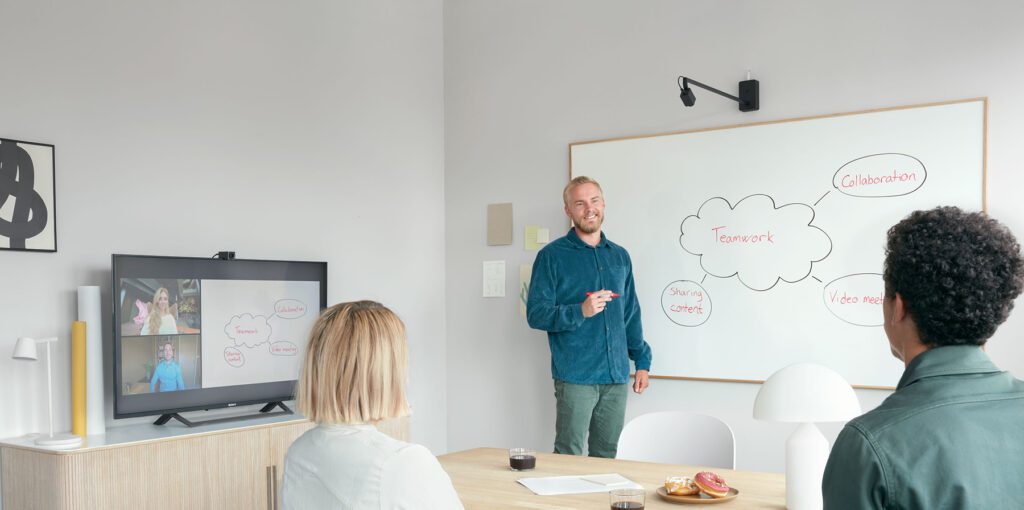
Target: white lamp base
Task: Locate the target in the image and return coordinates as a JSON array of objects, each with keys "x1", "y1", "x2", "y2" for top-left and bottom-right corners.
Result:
[
  {"x1": 785, "y1": 422, "x2": 829, "y2": 510},
  {"x1": 35, "y1": 432, "x2": 83, "y2": 449}
]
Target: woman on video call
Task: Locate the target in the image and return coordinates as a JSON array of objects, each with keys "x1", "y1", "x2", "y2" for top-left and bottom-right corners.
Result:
[
  {"x1": 141, "y1": 287, "x2": 178, "y2": 335},
  {"x1": 281, "y1": 301, "x2": 463, "y2": 509}
]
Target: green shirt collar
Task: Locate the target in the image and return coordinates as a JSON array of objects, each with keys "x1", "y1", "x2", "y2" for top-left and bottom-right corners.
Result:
[
  {"x1": 566, "y1": 227, "x2": 610, "y2": 249},
  {"x1": 897, "y1": 345, "x2": 1002, "y2": 389}
]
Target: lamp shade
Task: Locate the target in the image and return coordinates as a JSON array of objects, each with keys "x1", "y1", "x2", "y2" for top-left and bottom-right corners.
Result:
[
  {"x1": 12, "y1": 337, "x2": 38, "y2": 361},
  {"x1": 753, "y1": 363, "x2": 861, "y2": 423}
]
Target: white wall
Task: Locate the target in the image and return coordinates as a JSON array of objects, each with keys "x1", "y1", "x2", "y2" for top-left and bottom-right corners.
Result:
[
  {"x1": 0, "y1": 0, "x2": 446, "y2": 455},
  {"x1": 444, "y1": 0, "x2": 1024, "y2": 472}
]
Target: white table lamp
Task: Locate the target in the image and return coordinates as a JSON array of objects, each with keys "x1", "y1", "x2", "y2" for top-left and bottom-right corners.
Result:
[
  {"x1": 12, "y1": 337, "x2": 83, "y2": 449},
  {"x1": 753, "y1": 363, "x2": 861, "y2": 510}
]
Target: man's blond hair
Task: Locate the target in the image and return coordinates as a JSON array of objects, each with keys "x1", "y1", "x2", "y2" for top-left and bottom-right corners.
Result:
[
  {"x1": 563, "y1": 176, "x2": 603, "y2": 206},
  {"x1": 297, "y1": 300, "x2": 410, "y2": 424}
]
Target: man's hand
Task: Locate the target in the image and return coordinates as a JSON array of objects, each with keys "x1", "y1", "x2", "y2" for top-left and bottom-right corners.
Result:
[
  {"x1": 633, "y1": 370, "x2": 649, "y2": 394},
  {"x1": 582, "y1": 290, "x2": 615, "y2": 318}
]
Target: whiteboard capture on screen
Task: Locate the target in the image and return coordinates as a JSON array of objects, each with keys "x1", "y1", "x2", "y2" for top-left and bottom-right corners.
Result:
[
  {"x1": 200, "y1": 279, "x2": 320, "y2": 388},
  {"x1": 569, "y1": 99, "x2": 985, "y2": 388}
]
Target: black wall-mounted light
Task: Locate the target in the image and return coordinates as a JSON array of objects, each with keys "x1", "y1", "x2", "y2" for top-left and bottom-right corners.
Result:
[{"x1": 678, "y1": 74, "x2": 759, "y2": 112}]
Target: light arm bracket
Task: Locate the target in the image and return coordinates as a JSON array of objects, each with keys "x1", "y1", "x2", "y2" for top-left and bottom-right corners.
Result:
[{"x1": 678, "y1": 76, "x2": 759, "y2": 112}]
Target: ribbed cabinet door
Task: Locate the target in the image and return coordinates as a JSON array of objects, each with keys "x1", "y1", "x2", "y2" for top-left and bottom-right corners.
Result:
[
  {"x1": 60, "y1": 429, "x2": 268, "y2": 510},
  {"x1": 266, "y1": 420, "x2": 316, "y2": 506},
  {"x1": 194, "y1": 428, "x2": 269, "y2": 510},
  {"x1": 1, "y1": 447, "x2": 66, "y2": 509}
]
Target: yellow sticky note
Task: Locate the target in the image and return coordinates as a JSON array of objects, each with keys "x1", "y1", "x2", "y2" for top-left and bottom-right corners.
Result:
[{"x1": 525, "y1": 225, "x2": 542, "y2": 251}]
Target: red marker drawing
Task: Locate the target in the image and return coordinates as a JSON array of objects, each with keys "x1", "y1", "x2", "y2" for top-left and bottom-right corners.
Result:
[{"x1": 587, "y1": 292, "x2": 621, "y2": 298}]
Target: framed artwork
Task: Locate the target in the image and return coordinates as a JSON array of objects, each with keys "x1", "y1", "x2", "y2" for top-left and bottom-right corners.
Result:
[{"x1": 0, "y1": 138, "x2": 56, "y2": 252}]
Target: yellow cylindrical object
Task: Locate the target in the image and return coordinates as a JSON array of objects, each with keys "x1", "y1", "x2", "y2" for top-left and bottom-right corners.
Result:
[{"x1": 72, "y1": 320, "x2": 87, "y2": 437}]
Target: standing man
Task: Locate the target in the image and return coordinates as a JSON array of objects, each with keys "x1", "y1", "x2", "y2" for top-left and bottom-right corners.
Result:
[
  {"x1": 527, "y1": 176, "x2": 652, "y2": 458},
  {"x1": 822, "y1": 207, "x2": 1024, "y2": 508}
]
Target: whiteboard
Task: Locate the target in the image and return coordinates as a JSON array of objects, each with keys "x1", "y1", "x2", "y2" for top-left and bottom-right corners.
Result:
[
  {"x1": 201, "y1": 279, "x2": 319, "y2": 388},
  {"x1": 570, "y1": 99, "x2": 985, "y2": 388}
]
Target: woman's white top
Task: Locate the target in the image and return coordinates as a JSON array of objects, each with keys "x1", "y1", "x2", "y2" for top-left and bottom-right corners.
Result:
[
  {"x1": 281, "y1": 423, "x2": 464, "y2": 510},
  {"x1": 141, "y1": 314, "x2": 177, "y2": 335}
]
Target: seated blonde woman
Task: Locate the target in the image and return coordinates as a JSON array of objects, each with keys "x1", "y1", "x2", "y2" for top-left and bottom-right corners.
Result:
[{"x1": 282, "y1": 301, "x2": 463, "y2": 510}]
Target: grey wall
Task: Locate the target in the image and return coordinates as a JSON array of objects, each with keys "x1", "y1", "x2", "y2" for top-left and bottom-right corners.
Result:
[
  {"x1": 444, "y1": 0, "x2": 1024, "y2": 472},
  {"x1": 0, "y1": 0, "x2": 447, "y2": 456}
]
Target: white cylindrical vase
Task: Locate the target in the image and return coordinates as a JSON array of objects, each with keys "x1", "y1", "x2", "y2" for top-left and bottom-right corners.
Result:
[
  {"x1": 78, "y1": 285, "x2": 106, "y2": 435},
  {"x1": 785, "y1": 422, "x2": 829, "y2": 510}
]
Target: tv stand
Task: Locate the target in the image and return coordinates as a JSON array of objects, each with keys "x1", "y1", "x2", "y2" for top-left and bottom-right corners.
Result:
[
  {"x1": 1, "y1": 415, "x2": 408, "y2": 509},
  {"x1": 154, "y1": 401, "x2": 294, "y2": 427}
]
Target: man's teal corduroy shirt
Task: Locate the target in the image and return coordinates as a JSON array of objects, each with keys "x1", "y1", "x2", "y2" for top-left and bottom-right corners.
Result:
[{"x1": 526, "y1": 228, "x2": 652, "y2": 384}]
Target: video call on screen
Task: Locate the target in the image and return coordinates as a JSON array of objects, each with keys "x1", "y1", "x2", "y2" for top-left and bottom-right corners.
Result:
[{"x1": 118, "y1": 278, "x2": 319, "y2": 396}]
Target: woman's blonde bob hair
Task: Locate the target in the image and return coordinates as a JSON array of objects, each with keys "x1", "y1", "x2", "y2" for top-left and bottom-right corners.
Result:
[{"x1": 297, "y1": 300, "x2": 410, "y2": 424}]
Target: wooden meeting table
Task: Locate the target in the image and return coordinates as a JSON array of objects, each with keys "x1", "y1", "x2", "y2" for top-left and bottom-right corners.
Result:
[{"x1": 438, "y1": 448, "x2": 785, "y2": 509}]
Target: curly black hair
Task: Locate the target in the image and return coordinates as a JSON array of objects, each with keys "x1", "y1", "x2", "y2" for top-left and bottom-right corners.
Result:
[{"x1": 884, "y1": 206, "x2": 1024, "y2": 346}]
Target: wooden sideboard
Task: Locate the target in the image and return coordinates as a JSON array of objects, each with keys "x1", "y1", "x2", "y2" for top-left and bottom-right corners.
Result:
[{"x1": 1, "y1": 414, "x2": 409, "y2": 510}]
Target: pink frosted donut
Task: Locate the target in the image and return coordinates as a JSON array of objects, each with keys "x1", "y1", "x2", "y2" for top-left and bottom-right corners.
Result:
[{"x1": 694, "y1": 471, "x2": 729, "y2": 498}]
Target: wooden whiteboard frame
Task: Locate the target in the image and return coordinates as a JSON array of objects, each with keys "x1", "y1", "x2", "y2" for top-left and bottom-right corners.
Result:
[{"x1": 569, "y1": 98, "x2": 988, "y2": 389}]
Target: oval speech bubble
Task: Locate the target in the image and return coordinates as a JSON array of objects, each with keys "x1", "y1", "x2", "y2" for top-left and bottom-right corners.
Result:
[
  {"x1": 823, "y1": 273, "x2": 884, "y2": 326},
  {"x1": 661, "y1": 280, "x2": 712, "y2": 327},
  {"x1": 274, "y1": 299, "x2": 308, "y2": 320},
  {"x1": 224, "y1": 347, "x2": 245, "y2": 367},
  {"x1": 833, "y1": 153, "x2": 926, "y2": 198},
  {"x1": 269, "y1": 341, "x2": 299, "y2": 356}
]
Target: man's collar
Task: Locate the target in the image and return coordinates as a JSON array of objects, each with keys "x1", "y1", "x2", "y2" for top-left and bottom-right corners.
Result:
[
  {"x1": 566, "y1": 227, "x2": 609, "y2": 248},
  {"x1": 897, "y1": 345, "x2": 1001, "y2": 389}
]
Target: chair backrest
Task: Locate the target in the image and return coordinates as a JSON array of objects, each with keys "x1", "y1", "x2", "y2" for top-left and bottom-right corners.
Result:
[{"x1": 616, "y1": 411, "x2": 736, "y2": 469}]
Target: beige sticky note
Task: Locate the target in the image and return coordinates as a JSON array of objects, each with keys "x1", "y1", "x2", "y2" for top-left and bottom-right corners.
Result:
[
  {"x1": 536, "y1": 228, "x2": 550, "y2": 244},
  {"x1": 487, "y1": 203, "x2": 513, "y2": 246}
]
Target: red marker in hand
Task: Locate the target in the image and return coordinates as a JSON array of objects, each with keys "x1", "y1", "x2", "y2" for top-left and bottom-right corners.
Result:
[{"x1": 587, "y1": 292, "x2": 621, "y2": 298}]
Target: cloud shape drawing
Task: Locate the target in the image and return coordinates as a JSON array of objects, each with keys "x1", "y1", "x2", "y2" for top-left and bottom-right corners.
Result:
[
  {"x1": 224, "y1": 313, "x2": 272, "y2": 348},
  {"x1": 680, "y1": 194, "x2": 832, "y2": 291}
]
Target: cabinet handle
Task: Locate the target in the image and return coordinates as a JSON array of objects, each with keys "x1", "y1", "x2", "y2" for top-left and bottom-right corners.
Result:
[
  {"x1": 273, "y1": 465, "x2": 280, "y2": 510},
  {"x1": 266, "y1": 465, "x2": 274, "y2": 510}
]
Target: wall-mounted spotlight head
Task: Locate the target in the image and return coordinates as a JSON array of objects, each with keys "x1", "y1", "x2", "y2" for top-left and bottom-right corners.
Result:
[
  {"x1": 677, "y1": 75, "x2": 759, "y2": 112},
  {"x1": 680, "y1": 86, "x2": 696, "y2": 107}
]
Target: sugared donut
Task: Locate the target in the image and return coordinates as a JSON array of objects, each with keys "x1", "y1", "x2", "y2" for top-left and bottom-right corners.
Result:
[
  {"x1": 664, "y1": 476, "x2": 699, "y2": 496},
  {"x1": 693, "y1": 471, "x2": 729, "y2": 498}
]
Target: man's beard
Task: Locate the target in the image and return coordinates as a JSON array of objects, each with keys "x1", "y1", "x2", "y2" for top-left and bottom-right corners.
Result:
[{"x1": 575, "y1": 215, "x2": 603, "y2": 234}]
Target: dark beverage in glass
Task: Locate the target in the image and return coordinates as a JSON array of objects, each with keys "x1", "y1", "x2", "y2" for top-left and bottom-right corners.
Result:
[
  {"x1": 609, "y1": 488, "x2": 644, "y2": 509},
  {"x1": 610, "y1": 503, "x2": 644, "y2": 510},
  {"x1": 509, "y1": 454, "x2": 536, "y2": 470},
  {"x1": 508, "y1": 448, "x2": 536, "y2": 471}
]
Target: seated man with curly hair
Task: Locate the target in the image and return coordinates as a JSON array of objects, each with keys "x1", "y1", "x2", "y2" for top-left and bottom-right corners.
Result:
[{"x1": 822, "y1": 207, "x2": 1024, "y2": 509}]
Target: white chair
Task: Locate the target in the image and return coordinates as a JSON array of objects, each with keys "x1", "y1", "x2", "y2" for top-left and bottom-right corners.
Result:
[{"x1": 616, "y1": 411, "x2": 736, "y2": 469}]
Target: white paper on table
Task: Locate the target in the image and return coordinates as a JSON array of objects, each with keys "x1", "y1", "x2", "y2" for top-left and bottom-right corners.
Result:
[
  {"x1": 482, "y1": 260, "x2": 506, "y2": 297},
  {"x1": 579, "y1": 473, "x2": 632, "y2": 486},
  {"x1": 516, "y1": 473, "x2": 642, "y2": 496}
]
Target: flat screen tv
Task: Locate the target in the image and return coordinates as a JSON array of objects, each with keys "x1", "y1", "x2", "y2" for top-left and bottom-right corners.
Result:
[{"x1": 112, "y1": 254, "x2": 327, "y2": 426}]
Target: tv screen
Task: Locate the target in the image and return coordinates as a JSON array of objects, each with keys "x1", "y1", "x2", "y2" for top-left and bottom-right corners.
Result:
[{"x1": 112, "y1": 254, "x2": 327, "y2": 419}]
